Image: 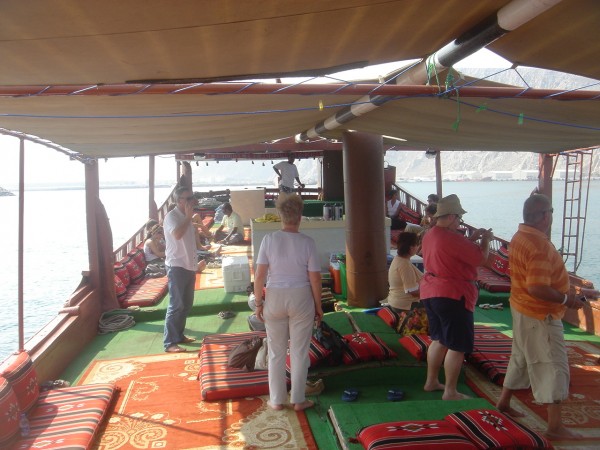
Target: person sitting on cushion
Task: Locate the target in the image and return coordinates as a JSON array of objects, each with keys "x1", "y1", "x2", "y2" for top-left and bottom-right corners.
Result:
[
  {"x1": 387, "y1": 232, "x2": 423, "y2": 312},
  {"x1": 214, "y1": 203, "x2": 244, "y2": 245}
]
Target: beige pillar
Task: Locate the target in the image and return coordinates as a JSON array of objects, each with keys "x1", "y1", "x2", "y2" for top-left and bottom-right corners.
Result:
[{"x1": 343, "y1": 131, "x2": 388, "y2": 307}]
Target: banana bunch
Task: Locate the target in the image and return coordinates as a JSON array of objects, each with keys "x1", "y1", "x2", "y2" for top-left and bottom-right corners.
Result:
[{"x1": 254, "y1": 213, "x2": 281, "y2": 223}]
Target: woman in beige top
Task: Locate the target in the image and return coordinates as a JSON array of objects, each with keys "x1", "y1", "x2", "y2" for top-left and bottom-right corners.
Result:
[{"x1": 387, "y1": 232, "x2": 423, "y2": 311}]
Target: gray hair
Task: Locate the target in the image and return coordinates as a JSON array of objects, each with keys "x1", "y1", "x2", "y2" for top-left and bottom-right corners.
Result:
[
  {"x1": 523, "y1": 193, "x2": 551, "y2": 224},
  {"x1": 276, "y1": 194, "x2": 303, "y2": 225}
]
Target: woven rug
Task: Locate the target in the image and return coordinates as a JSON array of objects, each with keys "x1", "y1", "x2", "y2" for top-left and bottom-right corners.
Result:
[
  {"x1": 80, "y1": 353, "x2": 316, "y2": 449},
  {"x1": 466, "y1": 340, "x2": 600, "y2": 440}
]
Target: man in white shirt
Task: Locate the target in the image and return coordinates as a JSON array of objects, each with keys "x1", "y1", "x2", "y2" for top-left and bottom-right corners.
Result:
[
  {"x1": 273, "y1": 155, "x2": 305, "y2": 193},
  {"x1": 163, "y1": 187, "x2": 198, "y2": 353},
  {"x1": 214, "y1": 203, "x2": 244, "y2": 245}
]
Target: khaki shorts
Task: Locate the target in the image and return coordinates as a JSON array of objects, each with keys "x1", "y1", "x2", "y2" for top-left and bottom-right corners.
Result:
[{"x1": 503, "y1": 308, "x2": 569, "y2": 404}]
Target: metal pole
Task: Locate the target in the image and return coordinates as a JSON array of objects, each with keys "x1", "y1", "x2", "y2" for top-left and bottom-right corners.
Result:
[{"x1": 18, "y1": 138, "x2": 25, "y2": 350}]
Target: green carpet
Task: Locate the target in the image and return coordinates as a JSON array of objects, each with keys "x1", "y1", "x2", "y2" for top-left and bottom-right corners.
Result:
[
  {"x1": 305, "y1": 365, "x2": 482, "y2": 449},
  {"x1": 329, "y1": 398, "x2": 495, "y2": 449}
]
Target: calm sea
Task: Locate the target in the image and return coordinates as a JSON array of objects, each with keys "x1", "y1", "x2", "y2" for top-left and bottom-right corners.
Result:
[{"x1": 1, "y1": 180, "x2": 598, "y2": 361}]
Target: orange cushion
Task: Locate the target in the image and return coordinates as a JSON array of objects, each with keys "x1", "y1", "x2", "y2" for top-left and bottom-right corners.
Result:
[{"x1": 0, "y1": 351, "x2": 39, "y2": 414}]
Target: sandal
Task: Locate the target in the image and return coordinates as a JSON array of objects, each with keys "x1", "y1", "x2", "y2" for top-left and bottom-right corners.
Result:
[
  {"x1": 165, "y1": 345, "x2": 187, "y2": 353},
  {"x1": 218, "y1": 311, "x2": 235, "y2": 319},
  {"x1": 179, "y1": 336, "x2": 196, "y2": 344},
  {"x1": 387, "y1": 388, "x2": 405, "y2": 402},
  {"x1": 342, "y1": 388, "x2": 359, "y2": 402}
]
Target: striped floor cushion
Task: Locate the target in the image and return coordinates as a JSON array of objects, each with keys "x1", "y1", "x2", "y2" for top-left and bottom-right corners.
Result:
[
  {"x1": 466, "y1": 326, "x2": 512, "y2": 386},
  {"x1": 19, "y1": 383, "x2": 117, "y2": 450},
  {"x1": 476, "y1": 267, "x2": 511, "y2": 293},
  {"x1": 120, "y1": 276, "x2": 168, "y2": 307},
  {"x1": 199, "y1": 331, "x2": 269, "y2": 401},
  {"x1": 398, "y1": 334, "x2": 432, "y2": 361}
]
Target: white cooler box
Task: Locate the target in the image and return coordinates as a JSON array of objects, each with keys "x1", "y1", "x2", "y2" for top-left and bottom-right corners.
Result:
[{"x1": 222, "y1": 255, "x2": 251, "y2": 293}]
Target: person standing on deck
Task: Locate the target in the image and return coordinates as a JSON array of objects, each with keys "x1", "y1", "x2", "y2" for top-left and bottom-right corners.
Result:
[
  {"x1": 420, "y1": 194, "x2": 493, "y2": 400},
  {"x1": 254, "y1": 194, "x2": 323, "y2": 412},
  {"x1": 163, "y1": 186, "x2": 198, "y2": 353},
  {"x1": 273, "y1": 155, "x2": 305, "y2": 194},
  {"x1": 495, "y1": 194, "x2": 599, "y2": 440}
]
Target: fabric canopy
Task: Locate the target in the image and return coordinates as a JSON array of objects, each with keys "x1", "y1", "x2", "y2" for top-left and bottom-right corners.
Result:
[{"x1": 0, "y1": 0, "x2": 598, "y2": 158}]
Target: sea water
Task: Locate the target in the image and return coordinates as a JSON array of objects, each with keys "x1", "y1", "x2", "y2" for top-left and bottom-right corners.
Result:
[{"x1": 1, "y1": 181, "x2": 598, "y2": 361}]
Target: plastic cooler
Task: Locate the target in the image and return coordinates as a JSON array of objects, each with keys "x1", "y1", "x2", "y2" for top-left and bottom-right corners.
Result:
[{"x1": 222, "y1": 255, "x2": 251, "y2": 293}]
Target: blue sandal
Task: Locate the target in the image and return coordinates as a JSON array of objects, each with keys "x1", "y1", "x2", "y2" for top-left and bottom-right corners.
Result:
[
  {"x1": 342, "y1": 388, "x2": 359, "y2": 402},
  {"x1": 387, "y1": 388, "x2": 405, "y2": 401}
]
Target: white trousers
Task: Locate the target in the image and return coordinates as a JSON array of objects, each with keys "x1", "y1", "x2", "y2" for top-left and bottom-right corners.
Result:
[{"x1": 264, "y1": 286, "x2": 315, "y2": 405}]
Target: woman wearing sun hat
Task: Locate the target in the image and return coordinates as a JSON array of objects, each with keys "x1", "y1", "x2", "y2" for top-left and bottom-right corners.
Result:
[{"x1": 420, "y1": 194, "x2": 493, "y2": 400}]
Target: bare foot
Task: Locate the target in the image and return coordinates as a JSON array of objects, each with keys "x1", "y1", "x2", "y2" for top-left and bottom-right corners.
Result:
[
  {"x1": 497, "y1": 405, "x2": 526, "y2": 418},
  {"x1": 545, "y1": 426, "x2": 584, "y2": 441},
  {"x1": 424, "y1": 381, "x2": 445, "y2": 392},
  {"x1": 267, "y1": 401, "x2": 284, "y2": 411},
  {"x1": 442, "y1": 392, "x2": 471, "y2": 401},
  {"x1": 293, "y1": 400, "x2": 314, "y2": 411}
]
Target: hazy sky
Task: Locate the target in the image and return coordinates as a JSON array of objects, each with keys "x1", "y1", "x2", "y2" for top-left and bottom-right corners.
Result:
[{"x1": 0, "y1": 50, "x2": 510, "y2": 188}]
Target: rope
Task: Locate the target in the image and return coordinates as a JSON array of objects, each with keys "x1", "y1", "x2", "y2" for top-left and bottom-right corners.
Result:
[{"x1": 98, "y1": 309, "x2": 138, "y2": 334}]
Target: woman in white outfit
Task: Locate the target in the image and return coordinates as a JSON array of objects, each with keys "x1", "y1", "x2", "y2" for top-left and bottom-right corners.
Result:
[{"x1": 254, "y1": 194, "x2": 323, "y2": 411}]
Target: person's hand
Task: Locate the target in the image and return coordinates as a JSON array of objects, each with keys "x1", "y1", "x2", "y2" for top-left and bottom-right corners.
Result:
[
  {"x1": 314, "y1": 306, "x2": 324, "y2": 324},
  {"x1": 184, "y1": 200, "x2": 194, "y2": 219},
  {"x1": 481, "y1": 229, "x2": 494, "y2": 240},
  {"x1": 256, "y1": 305, "x2": 264, "y2": 322}
]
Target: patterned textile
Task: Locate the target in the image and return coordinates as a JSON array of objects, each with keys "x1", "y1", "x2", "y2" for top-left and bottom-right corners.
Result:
[
  {"x1": 119, "y1": 276, "x2": 168, "y2": 308},
  {"x1": 198, "y1": 332, "x2": 269, "y2": 401},
  {"x1": 114, "y1": 274, "x2": 128, "y2": 303},
  {"x1": 0, "y1": 377, "x2": 19, "y2": 448},
  {"x1": 398, "y1": 334, "x2": 432, "y2": 361},
  {"x1": 445, "y1": 409, "x2": 552, "y2": 449},
  {"x1": 342, "y1": 332, "x2": 397, "y2": 365},
  {"x1": 377, "y1": 306, "x2": 401, "y2": 330},
  {"x1": 357, "y1": 420, "x2": 478, "y2": 449},
  {"x1": 466, "y1": 326, "x2": 512, "y2": 386},
  {"x1": 18, "y1": 383, "x2": 118, "y2": 450},
  {"x1": 0, "y1": 351, "x2": 39, "y2": 414},
  {"x1": 396, "y1": 306, "x2": 429, "y2": 336},
  {"x1": 476, "y1": 267, "x2": 511, "y2": 293},
  {"x1": 285, "y1": 337, "x2": 332, "y2": 381},
  {"x1": 114, "y1": 262, "x2": 130, "y2": 287},
  {"x1": 124, "y1": 254, "x2": 145, "y2": 285}
]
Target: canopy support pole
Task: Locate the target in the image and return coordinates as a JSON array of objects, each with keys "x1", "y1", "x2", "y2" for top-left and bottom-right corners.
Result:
[
  {"x1": 18, "y1": 138, "x2": 25, "y2": 351},
  {"x1": 343, "y1": 131, "x2": 388, "y2": 307}
]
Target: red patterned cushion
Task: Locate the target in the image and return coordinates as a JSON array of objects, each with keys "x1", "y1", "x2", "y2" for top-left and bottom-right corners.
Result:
[
  {"x1": 0, "y1": 352, "x2": 39, "y2": 414},
  {"x1": 124, "y1": 256, "x2": 145, "y2": 285},
  {"x1": 467, "y1": 326, "x2": 512, "y2": 386},
  {"x1": 399, "y1": 334, "x2": 432, "y2": 361},
  {"x1": 285, "y1": 336, "x2": 332, "y2": 379},
  {"x1": 377, "y1": 306, "x2": 401, "y2": 330},
  {"x1": 114, "y1": 262, "x2": 130, "y2": 287},
  {"x1": 0, "y1": 377, "x2": 20, "y2": 448},
  {"x1": 342, "y1": 332, "x2": 397, "y2": 365},
  {"x1": 22, "y1": 383, "x2": 118, "y2": 450},
  {"x1": 445, "y1": 410, "x2": 552, "y2": 449},
  {"x1": 128, "y1": 248, "x2": 147, "y2": 271},
  {"x1": 357, "y1": 420, "x2": 478, "y2": 449},
  {"x1": 399, "y1": 207, "x2": 421, "y2": 224},
  {"x1": 488, "y1": 250, "x2": 509, "y2": 278},
  {"x1": 120, "y1": 276, "x2": 168, "y2": 307},
  {"x1": 476, "y1": 267, "x2": 511, "y2": 293},
  {"x1": 114, "y1": 274, "x2": 128, "y2": 303},
  {"x1": 199, "y1": 332, "x2": 269, "y2": 401}
]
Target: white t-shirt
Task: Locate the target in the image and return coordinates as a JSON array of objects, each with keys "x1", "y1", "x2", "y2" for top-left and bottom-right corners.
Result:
[
  {"x1": 387, "y1": 199, "x2": 401, "y2": 217},
  {"x1": 273, "y1": 161, "x2": 300, "y2": 189},
  {"x1": 163, "y1": 207, "x2": 197, "y2": 271},
  {"x1": 223, "y1": 211, "x2": 243, "y2": 231},
  {"x1": 256, "y1": 230, "x2": 320, "y2": 288}
]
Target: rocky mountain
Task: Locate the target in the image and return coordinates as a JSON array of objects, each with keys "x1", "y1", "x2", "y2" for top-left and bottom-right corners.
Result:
[{"x1": 0, "y1": 186, "x2": 15, "y2": 196}]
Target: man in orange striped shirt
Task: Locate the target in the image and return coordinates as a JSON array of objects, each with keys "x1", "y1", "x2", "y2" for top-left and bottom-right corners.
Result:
[{"x1": 496, "y1": 194, "x2": 598, "y2": 440}]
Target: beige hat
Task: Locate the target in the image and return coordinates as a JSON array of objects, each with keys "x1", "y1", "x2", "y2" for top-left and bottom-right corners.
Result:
[{"x1": 434, "y1": 194, "x2": 467, "y2": 217}]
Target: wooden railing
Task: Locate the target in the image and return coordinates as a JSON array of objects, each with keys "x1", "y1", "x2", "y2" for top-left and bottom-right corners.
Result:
[
  {"x1": 393, "y1": 183, "x2": 509, "y2": 252},
  {"x1": 113, "y1": 186, "x2": 177, "y2": 261}
]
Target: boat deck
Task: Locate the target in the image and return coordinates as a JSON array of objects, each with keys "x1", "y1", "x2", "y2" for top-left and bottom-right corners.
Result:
[{"x1": 59, "y1": 244, "x2": 600, "y2": 449}]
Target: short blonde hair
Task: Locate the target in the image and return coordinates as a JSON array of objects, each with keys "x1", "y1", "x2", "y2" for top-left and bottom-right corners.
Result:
[{"x1": 276, "y1": 194, "x2": 303, "y2": 225}]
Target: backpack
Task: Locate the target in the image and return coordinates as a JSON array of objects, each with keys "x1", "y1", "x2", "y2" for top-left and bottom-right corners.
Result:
[
  {"x1": 227, "y1": 336, "x2": 264, "y2": 371},
  {"x1": 316, "y1": 322, "x2": 347, "y2": 365}
]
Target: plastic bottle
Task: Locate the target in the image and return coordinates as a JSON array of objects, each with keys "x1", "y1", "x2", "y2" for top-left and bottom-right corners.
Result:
[
  {"x1": 20, "y1": 413, "x2": 30, "y2": 437},
  {"x1": 335, "y1": 204, "x2": 343, "y2": 221}
]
